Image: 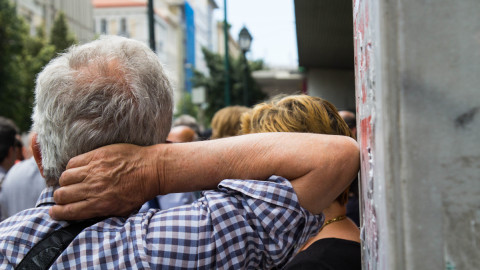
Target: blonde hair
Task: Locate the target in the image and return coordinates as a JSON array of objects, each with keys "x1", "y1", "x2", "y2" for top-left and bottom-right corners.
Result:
[
  {"x1": 241, "y1": 95, "x2": 353, "y2": 205},
  {"x1": 211, "y1": 106, "x2": 251, "y2": 139}
]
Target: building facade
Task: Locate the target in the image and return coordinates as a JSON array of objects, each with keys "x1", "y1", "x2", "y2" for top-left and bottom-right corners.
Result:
[
  {"x1": 92, "y1": 0, "x2": 184, "y2": 105},
  {"x1": 189, "y1": 0, "x2": 217, "y2": 75},
  {"x1": 92, "y1": 0, "x2": 219, "y2": 108},
  {"x1": 180, "y1": 0, "x2": 218, "y2": 92},
  {"x1": 14, "y1": 0, "x2": 95, "y2": 43},
  {"x1": 215, "y1": 21, "x2": 240, "y2": 59}
]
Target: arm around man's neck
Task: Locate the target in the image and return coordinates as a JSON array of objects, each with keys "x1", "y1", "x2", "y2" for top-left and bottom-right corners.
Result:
[
  {"x1": 51, "y1": 133, "x2": 359, "y2": 220},
  {"x1": 157, "y1": 132, "x2": 359, "y2": 214}
]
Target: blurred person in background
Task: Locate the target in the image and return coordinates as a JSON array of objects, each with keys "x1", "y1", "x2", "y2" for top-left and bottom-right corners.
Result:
[
  {"x1": 0, "y1": 117, "x2": 19, "y2": 183},
  {"x1": 0, "y1": 133, "x2": 46, "y2": 220},
  {"x1": 173, "y1": 114, "x2": 206, "y2": 140},
  {"x1": 0, "y1": 36, "x2": 359, "y2": 269},
  {"x1": 339, "y1": 110, "x2": 357, "y2": 139},
  {"x1": 242, "y1": 95, "x2": 361, "y2": 270},
  {"x1": 0, "y1": 116, "x2": 20, "y2": 220},
  {"x1": 20, "y1": 132, "x2": 34, "y2": 160},
  {"x1": 210, "y1": 106, "x2": 251, "y2": 139},
  {"x1": 14, "y1": 135, "x2": 24, "y2": 163},
  {"x1": 339, "y1": 110, "x2": 360, "y2": 227},
  {"x1": 167, "y1": 125, "x2": 198, "y2": 143}
]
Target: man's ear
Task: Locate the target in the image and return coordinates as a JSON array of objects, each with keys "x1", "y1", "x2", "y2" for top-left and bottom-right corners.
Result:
[{"x1": 31, "y1": 133, "x2": 45, "y2": 177}]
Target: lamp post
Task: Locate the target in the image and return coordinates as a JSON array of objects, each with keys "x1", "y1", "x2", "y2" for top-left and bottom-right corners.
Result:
[
  {"x1": 238, "y1": 26, "x2": 252, "y2": 106},
  {"x1": 223, "y1": 0, "x2": 230, "y2": 106},
  {"x1": 147, "y1": 0, "x2": 155, "y2": 52}
]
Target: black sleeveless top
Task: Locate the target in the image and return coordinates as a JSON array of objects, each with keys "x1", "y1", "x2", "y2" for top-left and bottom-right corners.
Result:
[{"x1": 284, "y1": 238, "x2": 361, "y2": 270}]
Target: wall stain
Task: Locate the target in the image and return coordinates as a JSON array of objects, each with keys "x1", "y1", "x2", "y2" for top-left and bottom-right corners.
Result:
[
  {"x1": 446, "y1": 261, "x2": 456, "y2": 270},
  {"x1": 454, "y1": 107, "x2": 479, "y2": 128}
]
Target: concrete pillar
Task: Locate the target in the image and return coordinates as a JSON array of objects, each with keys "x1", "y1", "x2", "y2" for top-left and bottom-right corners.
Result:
[{"x1": 354, "y1": 0, "x2": 480, "y2": 269}]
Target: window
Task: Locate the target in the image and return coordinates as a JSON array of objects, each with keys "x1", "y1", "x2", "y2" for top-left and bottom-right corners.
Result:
[
  {"x1": 119, "y1": 18, "x2": 129, "y2": 37},
  {"x1": 100, "y1": 19, "x2": 107, "y2": 34}
]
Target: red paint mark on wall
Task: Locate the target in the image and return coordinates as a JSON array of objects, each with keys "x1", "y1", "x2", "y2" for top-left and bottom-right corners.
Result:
[
  {"x1": 362, "y1": 84, "x2": 367, "y2": 103},
  {"x1": 354, "y1": 0, "x2": 381, "y2": 269},
  {"x1": 360, "y1": 116, "x2": 372, "y2": 152}
]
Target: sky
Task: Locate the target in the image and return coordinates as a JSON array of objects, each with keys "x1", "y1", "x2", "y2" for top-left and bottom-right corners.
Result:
[{"x1": 214, "y1": 0, "x2": 298, "y2": 69}]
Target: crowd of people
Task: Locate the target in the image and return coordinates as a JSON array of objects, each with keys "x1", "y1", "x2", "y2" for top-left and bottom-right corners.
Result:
[{"x1": 0, "y1": 36, "x2": 360, "y2": 269}]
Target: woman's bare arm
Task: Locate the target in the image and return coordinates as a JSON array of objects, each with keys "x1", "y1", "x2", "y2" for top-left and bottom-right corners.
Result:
[{"x1": 50, "y1": 133, "x2": 359, "y2": 220}]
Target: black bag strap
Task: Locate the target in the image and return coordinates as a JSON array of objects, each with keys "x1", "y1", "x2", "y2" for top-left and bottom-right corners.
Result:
[{"x1": 16, "y1": 219, "x2": 101, "y2": 270}]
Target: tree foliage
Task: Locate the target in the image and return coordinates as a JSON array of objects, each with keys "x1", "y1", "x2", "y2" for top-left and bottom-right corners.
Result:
[
  {"x1": 50, "y1": 12, "x2": 77, "y2": 53},
  {"x1": 174, "y1": 93, "x2": 198, "y2": 119},
  {"x1": 0, "y1": 3, "x2": 74, "y2": 131},
  {"x1": 192, "y1": 48, "x2": 267, "y2": 124},
  {"x1": 20, "y1": 26, "x2": 56, "y2": 130},
  {"x1": 0, "y1": 0, "x2": 29, "y2": 130}
]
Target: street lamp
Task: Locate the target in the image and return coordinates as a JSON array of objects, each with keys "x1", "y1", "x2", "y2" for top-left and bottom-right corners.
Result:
[
  {"x1": 238, "y1": 27, "x2": 253, "y2": 52},
  {"x1": 238, "y1": 26, "x2": 252, "y2": 106}
]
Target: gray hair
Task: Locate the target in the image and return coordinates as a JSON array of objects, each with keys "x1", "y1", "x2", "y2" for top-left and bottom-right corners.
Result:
[
  {"x1": 32, "y1": 36, "x2": 173, "y2": 186},
  {"x1": 173, "y1": 114, "x2": 202, "y2": 135}
]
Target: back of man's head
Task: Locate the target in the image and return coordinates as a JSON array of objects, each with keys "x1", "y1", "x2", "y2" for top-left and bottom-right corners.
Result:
[
  {"x1": 173, "y1": 115, "x2": 201, "y2": 135},
  {"x1": 32, "y1": 36, "x2": 173, "y2": 186},
  {"x1": 167, "y1": 125, "x2": 198, "y2": 143},
  {"x1": 0, "y1": 117, "x2": 19, "y2": 166},
  {"x1": 338, "y1": 110, "x2": 356, "y2": 139},
  {"x1": 338, "y1": 110, "x2": 356, "y2": 129}
]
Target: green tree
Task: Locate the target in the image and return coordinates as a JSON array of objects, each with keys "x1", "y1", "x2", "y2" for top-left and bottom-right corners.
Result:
[
  {"x1": 19, "y1": 25, "x2": 56, "y2": 130},
  {"x1": 15, "y1": 12, "x2": 76, "y2": 131},
  {"x1": 0, "y1": 0, "x2": 29, "y2": 129},
  {"x1": 0, "y1": 0, "x2": 66, "y2": 131},
  {"x1": 174, "y1": 93, "x2": 199, "y2": 119},
  {"x1": 50, "y1": 11, "x2": 77, "y2": 53},
  {"x1": 192, "y1": 48, "x2": 266, "y2": 124}
]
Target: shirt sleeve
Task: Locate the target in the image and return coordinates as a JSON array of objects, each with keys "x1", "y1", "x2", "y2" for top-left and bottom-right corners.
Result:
[
  {"x1": 208, "y1": 175, "x2": 323, "y2": 269},
  {"x1": 142, "y1": 175, "x2": 322, "y2": 269}
]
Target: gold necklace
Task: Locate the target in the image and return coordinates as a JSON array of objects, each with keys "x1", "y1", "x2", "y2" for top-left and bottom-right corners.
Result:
[{"x1": 319, "y1": 215, "x2": 346, "y2": 231}]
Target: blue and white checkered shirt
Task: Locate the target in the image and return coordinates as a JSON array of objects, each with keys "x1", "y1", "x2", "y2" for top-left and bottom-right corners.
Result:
[{"x1": 0, "y1": 175, "x2": 322, "y2": 269}]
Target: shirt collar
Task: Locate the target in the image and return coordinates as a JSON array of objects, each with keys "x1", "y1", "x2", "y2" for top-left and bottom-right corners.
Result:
[{"x1": 36, "y1": 186, "x2": 59, "y2": 207}]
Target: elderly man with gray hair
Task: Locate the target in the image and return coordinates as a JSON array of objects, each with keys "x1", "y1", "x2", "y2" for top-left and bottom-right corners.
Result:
[{"x1": 0, "y1": 36, "x2": 359, "y2": 269}]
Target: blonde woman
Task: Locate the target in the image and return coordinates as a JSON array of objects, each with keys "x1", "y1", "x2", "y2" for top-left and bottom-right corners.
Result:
[
  {"x1": 241, "y1": 95, "x2": 361, "y2": 269},
  {"x1": 211, "y1": 106, "x2": 251, "y2": 139}
]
